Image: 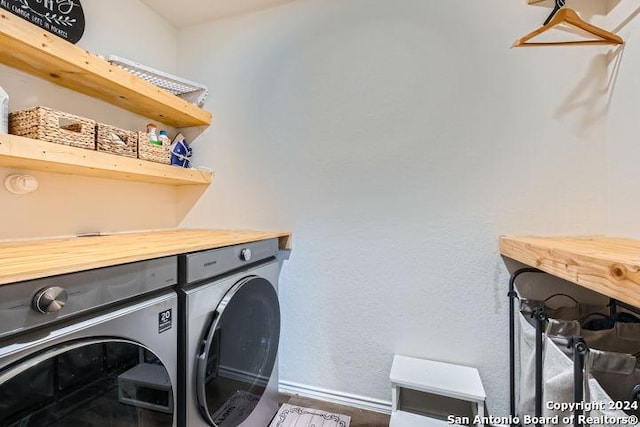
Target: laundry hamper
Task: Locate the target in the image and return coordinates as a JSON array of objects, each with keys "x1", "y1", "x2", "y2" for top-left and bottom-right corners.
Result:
[
  {"x1": 516, "y1": 291, "x2": 602, "y2": 427},
  {"x1": 513, "y1": 277, "x2": 640, "y2": 427},
  {"x1": 545, "y1": 319, "x2": 640, "y2": 415}
]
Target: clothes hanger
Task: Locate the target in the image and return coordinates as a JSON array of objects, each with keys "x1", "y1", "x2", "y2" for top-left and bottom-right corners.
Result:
[{"x1": 512, "y1": 0, "x2": 623, "y2": 47}]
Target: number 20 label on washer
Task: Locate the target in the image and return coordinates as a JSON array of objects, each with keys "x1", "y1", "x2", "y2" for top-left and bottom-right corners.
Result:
[{"x1": 158, "y1": 309, "x2": 172, "y2": 333}]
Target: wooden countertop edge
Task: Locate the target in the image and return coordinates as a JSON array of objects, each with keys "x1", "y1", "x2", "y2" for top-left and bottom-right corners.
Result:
[
  {"x1": 0, "y1": 230, "x2": 292, "y2": 286},
  {"x1": 499, "y1": 235, "x2": 640, "y2": 308}
]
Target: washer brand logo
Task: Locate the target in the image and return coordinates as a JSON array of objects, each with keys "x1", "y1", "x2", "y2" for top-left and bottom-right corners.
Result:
[
  {"x1": 158, "y1": 309, "x2": 172, "y2": 334},
  {"x1": 203, "y1": 260, "x2": 217, "y2": 267}
]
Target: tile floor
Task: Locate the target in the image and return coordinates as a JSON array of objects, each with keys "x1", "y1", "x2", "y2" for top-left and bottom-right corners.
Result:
[{"x1": 278, "y1": 394, "x2": 390, "y2": 427}]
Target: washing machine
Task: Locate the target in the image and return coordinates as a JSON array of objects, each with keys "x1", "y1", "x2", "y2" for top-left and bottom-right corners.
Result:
[
  {"x1": 177, "y1": 238, "x2": 281, "y2": 427},
  {"x1": 0, "y1": 257, "x2": 179, "y2": 427}
]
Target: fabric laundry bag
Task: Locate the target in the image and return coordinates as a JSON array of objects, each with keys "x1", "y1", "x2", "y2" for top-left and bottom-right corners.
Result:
[
  {"x1": 518, "y1": 312, "x2": 640, "y2": 427},
  {"x1": 516, "y1": 288, "x2": 607, "y2": 425},
  {"x1": 515, "y1": 281, "x2": 640, "y2": 427},
  {"x1": 546, "y1": 320, "x2": 640, "y2": 414}
]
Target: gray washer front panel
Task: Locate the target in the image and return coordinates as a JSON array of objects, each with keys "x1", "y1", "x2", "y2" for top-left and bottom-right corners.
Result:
[{"x1": 0, "y1": 290, "x2": 179, "y2": 426}]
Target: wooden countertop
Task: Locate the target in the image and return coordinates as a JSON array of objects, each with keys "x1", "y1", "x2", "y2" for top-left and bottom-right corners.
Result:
[
  {"x1": 0, "y1": 229, "x2": 291, "y2": 285},
  {"x1": 500, "y1": 236, "x2": 640, "y2": 308}
]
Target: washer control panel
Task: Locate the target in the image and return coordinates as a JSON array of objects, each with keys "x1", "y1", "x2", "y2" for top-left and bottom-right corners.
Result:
[
  {"x1": 0, "y1": 256, "x2": 177, "y2": 340},
  {"x1": 180, "y1": 239, "x2": 278, "y2": 285}
]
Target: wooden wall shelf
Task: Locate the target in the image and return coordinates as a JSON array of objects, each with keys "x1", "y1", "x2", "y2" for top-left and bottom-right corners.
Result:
[
  {"x1": 500, "y1": 236, "x2": 640, "y2": 308},
  {"x1": 0, "y1": 134, "x2": 213, "y2": 185},
  {"x1": 0, "y1": 12, "x2": 212, "y2": 128}
]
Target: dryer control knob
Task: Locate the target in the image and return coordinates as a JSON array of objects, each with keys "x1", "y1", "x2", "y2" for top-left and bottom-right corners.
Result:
[
  {"x1": 33, "y1": 286, "x2": 68, "y2": 314},
  {"x1": 240, "y1": 248, "x2": 252, "y2": 262}
]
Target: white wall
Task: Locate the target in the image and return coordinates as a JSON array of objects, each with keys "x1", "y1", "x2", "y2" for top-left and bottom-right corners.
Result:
[
  {"x1": 177, "y1": 0, "x2": 611, "y2": 415},
  {"x1": 0, "y1": 0, "x2": 179, "y2": 240},
  {"x1": 605, "y1": 0, "x2": 640, "y2": 237},
  {"x1": 0, "y1": 0, "x2": 623, "y2": 416}
]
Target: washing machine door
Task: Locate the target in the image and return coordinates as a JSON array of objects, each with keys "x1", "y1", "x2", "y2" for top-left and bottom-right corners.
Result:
[
  {"x1": 0, "y1": 338, "x2": 174, "y2": 427},
  {"x1": 196, "y1": 276, "x2": 280, "y2": 427}
]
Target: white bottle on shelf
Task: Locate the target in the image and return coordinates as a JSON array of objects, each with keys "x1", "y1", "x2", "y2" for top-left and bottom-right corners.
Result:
[{"x1": 0, "y1": 86, "x2": 8, "y2": 133}]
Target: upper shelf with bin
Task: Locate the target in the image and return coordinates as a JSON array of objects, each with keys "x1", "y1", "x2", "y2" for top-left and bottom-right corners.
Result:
[
  {"x1": 0, "y1": 12, "x2": 213, "y2": 186},
  {"x1": 2, "y1": 106, "x2": 212, "y2": 186},
  {"x1": 0, "y1": 11, "x2": 212, "y2": 128},
  {"x1": 0, "y1": 133, "x2": 212, "y2": 185}
]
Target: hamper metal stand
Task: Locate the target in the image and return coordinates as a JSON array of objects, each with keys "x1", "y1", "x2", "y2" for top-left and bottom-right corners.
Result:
[
  {"x1": 532, "y1": 306, "x2": 548, "y2": 427},
  {"x1": 508, "y1": 268, "x2": 543, "y2": 427},
  {"x1": 569, "y1": 337, "x2": 589, "y2": 425},
  {"x1": 508, "y1": 268, "x2": 590, "y2": 427}
]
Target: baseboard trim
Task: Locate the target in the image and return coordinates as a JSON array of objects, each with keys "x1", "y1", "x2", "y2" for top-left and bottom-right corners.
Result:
[{"x1": 278, "y1": 380, "x2": 392, "y2": 414}]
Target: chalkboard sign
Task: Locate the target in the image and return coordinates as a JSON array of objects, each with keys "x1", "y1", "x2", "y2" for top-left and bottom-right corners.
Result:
[{"x1": 0, "y1": 0, "x2": 85, "y2": 44}]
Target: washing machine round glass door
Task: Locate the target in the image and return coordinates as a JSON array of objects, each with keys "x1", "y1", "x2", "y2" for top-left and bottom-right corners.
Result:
[
  {"x1": 197, "y1": 276, "x2": 280, "y2": 426},
  {"x1": 0, "y1": 339, "x2": 174, "y2": 427}
]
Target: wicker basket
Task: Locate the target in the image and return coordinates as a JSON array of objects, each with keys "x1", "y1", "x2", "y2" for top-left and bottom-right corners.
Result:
[
  {"x1": 9, "y1": 106, "x2": 96, "y2": 150},
  {"x1": 96, "y1": 123, "x2": 137, "y2": 158},
  {"x1": 137, "y1": 131, "x2": 171, "y2": 164}
]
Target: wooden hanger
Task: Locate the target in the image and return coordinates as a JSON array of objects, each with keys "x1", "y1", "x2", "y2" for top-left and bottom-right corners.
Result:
[{"x1": 513, "y1": 7, "x2": 623, "y2": 47}]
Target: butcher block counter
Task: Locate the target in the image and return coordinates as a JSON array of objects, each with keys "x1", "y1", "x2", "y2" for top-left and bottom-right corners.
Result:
[
  {"x1": 0, "y1": 229, "x2": 291, "y2": 285},
  {"x1": 500, "y1": 235, "x2": 640, "y2": 308}
]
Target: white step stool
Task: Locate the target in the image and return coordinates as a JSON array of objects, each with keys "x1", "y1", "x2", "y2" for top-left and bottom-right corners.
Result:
[{"x1": 390, "y1": 355, "x2": 486, "y2": 427}]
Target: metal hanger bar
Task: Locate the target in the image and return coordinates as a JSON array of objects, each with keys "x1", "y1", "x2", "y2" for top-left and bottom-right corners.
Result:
[{"x1": 544, "y1": 0, "x2": 566, "y2": 26}]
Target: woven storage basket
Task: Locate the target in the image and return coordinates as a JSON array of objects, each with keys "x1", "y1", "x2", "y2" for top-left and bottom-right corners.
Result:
[
  {"x1": 9, "y1": 106, "x2": 96, "y2": 150},
  {"x1": 96, "y1": 123, "x2": 137, "y2": 158},
  {"x1": 137, "y1": 131, "x2": 171, "y2": 164}
]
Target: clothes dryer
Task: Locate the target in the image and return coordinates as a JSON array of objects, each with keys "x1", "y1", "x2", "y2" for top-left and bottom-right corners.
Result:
[{"x1": 177, "y1": 239, "x2": 281, "y2": 427}]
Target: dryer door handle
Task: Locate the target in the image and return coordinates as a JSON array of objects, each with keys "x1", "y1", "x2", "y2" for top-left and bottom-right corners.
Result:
[{"x1": 195, "y1": 276, "x2": 257, "y2": 425}]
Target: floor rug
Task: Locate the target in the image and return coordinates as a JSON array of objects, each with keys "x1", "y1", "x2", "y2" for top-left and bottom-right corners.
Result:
[
  {"x1": 210, "y1": 390, "x2": 260, "y2": 427},
  {"x1": 270, "y1": 403, "x2": 351, "y2": 427}
]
